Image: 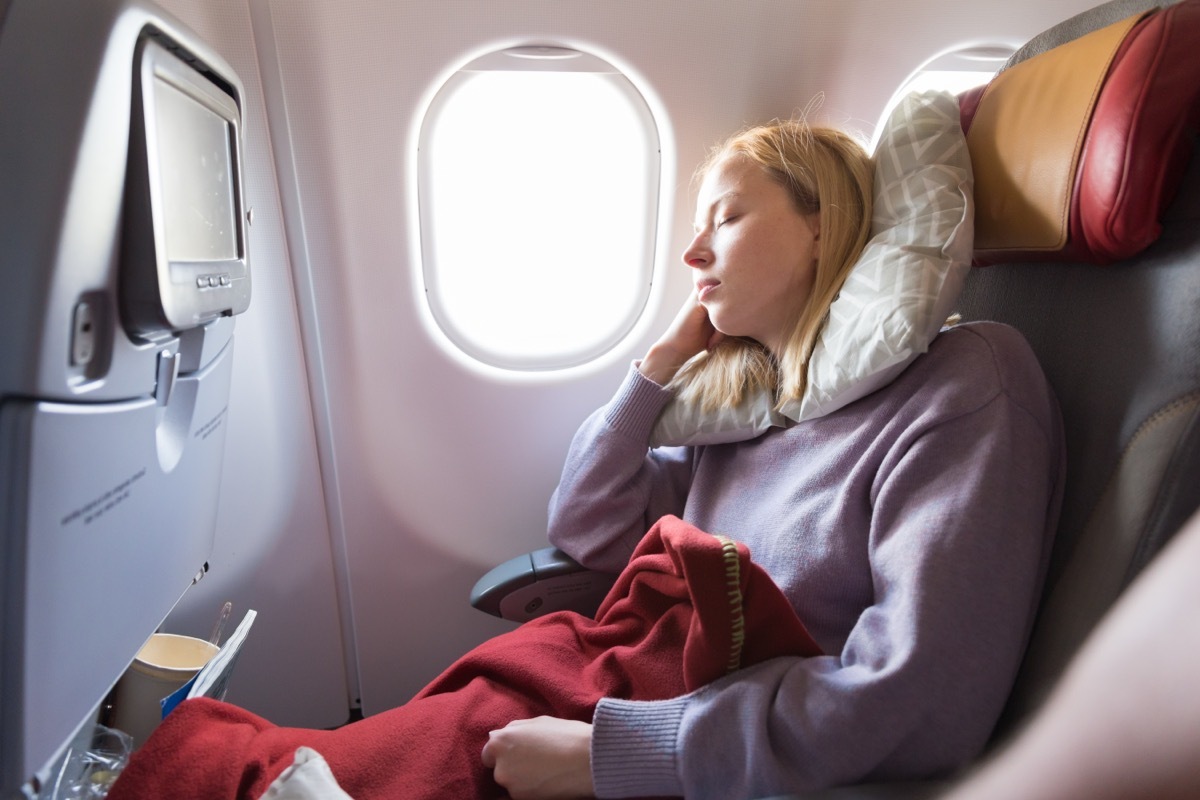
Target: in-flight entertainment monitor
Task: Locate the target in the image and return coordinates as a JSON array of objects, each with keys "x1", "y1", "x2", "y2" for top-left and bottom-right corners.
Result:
[{"x1": 121, "y1": 35, "x2": 250, "y2": 337}]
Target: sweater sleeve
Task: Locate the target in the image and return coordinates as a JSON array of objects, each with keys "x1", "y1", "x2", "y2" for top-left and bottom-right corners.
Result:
[
  {"x1": 591, "y1": 380, "x2": 1065, "y2": 798},
  {"x1": 547, "y1": 364, "x2": 696, "y2": 573}
]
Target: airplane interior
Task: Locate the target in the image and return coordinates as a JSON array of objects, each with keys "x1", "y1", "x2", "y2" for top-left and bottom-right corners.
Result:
[{"x1": 1, "y1": 0, "x2": 1198, "y2": 798}]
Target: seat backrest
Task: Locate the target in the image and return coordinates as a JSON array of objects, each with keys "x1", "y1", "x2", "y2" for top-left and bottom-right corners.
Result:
[{"x1": 954, "y1": 0, "x2": 1200, "y2": 733}]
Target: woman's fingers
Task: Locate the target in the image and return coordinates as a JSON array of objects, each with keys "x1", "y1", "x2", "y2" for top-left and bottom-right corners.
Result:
[
  {"x1": 482, "y1": 717, "x2": 594, "y2": 799},
  {"x1": 639, "y1": 291, "x2": 718, "y2": 385}
]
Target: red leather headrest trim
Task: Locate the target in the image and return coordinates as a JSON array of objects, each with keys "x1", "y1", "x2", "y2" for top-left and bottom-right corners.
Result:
[
  {"x1": 1073, "y1": 1, "x2": 1200, "y2": 263},
  {"x1": 958, "y1": 84, "x2": 986, "y2": 132}
]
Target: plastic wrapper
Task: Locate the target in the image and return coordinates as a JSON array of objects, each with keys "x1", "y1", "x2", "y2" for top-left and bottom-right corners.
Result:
[{"x1": 42, "y1": 724, "x2": 132, "y2": 799}]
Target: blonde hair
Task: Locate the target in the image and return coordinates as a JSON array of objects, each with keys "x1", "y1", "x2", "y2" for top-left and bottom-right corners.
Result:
[{"x1": 668, "y1": 121, "x2": 873, "y2": 411}]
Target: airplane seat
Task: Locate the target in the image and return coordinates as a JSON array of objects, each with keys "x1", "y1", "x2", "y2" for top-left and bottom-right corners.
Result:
[
  {"x1": 472, "y1": 0, "x2": 1200, "y2": 797},
  {"x1": 953, "y1": 0, "x2": 1200, "y2": 740},
  {"x1": 775, "y1": 0, "x2": 1200, "y2": 797},
  {"x1": 0, "y1": 1, "x2": 251, "y2": 794}
]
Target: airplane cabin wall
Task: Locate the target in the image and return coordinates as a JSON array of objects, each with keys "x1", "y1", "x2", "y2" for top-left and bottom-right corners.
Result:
[
  {"x1": 145, "y1": 0, "x2": 351, "y2": 727},
  {"x1": 153, "y1": 0, "x2": 1101, "y2": 725}
]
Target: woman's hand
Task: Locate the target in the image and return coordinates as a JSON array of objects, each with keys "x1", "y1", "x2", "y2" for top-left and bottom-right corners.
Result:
[
  {"x1": 481, "y1": 716, "x2": 595, "y2": 799},
  {"x1": 639, "y1": 290, "x2": 725, "y2": 386}
]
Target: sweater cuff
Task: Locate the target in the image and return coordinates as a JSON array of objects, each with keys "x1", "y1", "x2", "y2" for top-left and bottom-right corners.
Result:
[
  {"x1": 602, "y1": 364, "x2": 674, "y2": 442},
  {"x1": 591, "y1": 696, "x2": 688, "y2": 798}
]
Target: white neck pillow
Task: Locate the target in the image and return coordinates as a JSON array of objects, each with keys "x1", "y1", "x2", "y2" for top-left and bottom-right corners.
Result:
[{"x1": 651, "y1": 89, "x2": 974, "y2": 447}]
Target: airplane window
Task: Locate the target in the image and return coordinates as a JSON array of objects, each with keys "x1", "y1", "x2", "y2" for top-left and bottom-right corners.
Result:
[
  {"x1": 872, "y1": 44, "x2": 1014, "y2": 150},
  {"x1": 418, "y1": 46, "x2": 661, "y2": 371}
]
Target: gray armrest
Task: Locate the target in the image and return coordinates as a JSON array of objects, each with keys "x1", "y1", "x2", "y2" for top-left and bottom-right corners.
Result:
[{"x1": 470, "y1": 547, "x2": 618, "y2": 622}]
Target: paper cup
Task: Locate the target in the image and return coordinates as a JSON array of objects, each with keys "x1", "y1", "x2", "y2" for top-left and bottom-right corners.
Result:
[{"x1": 109, "y1": 633, "x2": 218, "y2": 748}]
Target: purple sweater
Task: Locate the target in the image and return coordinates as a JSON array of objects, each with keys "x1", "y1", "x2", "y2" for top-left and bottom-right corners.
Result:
[{"x1": 547, "y1": 322, "x2": 1065, "y2": 798}]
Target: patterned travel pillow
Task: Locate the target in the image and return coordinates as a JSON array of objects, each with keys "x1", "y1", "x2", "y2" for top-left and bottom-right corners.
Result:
[{"x1": 651, "y1": 89, "x2": 974, "y2": 446}]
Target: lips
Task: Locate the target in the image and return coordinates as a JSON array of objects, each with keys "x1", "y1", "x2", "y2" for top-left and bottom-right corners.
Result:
[{"x1": 696, "y1": 279, "x2": 720, "y2": 301}]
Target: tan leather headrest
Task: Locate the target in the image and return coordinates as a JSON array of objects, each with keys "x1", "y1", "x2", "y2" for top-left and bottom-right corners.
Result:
[{"x1": 962, "y1": 0, "x2": 1200, "y2": 265}]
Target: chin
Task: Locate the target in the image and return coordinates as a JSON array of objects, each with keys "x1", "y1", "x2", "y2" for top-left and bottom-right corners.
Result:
[{"x1": 708, "y1": 318, "x2": 746, "y2": 341}]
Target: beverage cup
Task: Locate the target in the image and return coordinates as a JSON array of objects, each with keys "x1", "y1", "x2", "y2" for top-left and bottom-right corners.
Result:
[{"x1": 109, "y1": 633, "x2": 218, "y2": 748}]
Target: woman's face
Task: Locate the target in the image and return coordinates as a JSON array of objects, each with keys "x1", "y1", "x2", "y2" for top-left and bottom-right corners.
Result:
[{"x1": 683, "y1": 155, "x2": 820, "y2": 356}]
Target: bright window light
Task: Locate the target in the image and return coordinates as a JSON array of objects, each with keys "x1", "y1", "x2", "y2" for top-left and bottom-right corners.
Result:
[
  {"x1": 419, "y1": 47, "x2": 660, "y2": 370},
  {"x1": 873, "y1": 45, "x2": 1014, "y2": 150}
]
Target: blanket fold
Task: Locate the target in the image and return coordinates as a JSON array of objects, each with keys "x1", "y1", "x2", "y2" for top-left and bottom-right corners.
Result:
[{"x1": 107, "y1": 515, "x2": 821, "y2": 800}]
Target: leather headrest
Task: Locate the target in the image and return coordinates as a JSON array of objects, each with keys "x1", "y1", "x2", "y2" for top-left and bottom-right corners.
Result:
[{"x1": 960, "y1": 0, "x2": 1200, "y2": 265}]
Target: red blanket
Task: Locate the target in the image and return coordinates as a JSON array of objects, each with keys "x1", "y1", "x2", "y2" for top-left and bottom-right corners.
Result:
[{"x1": 107, "y1": 515, "x2": 820, "y2": 799}]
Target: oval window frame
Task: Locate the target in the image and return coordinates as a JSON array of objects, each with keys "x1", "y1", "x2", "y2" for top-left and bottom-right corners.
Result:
[{"x1": 417, "y1": 46, "x2": 662, "y2": 372}]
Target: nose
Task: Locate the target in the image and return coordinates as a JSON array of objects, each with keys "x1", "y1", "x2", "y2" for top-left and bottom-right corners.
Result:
[{"x1": 682, "y1": 230, "x2": 710, "y2": 268}]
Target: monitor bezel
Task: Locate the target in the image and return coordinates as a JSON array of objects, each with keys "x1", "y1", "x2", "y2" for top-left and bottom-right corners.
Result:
[{"x1": 121, "y1": 34, "x2": 250, "y2": 338}]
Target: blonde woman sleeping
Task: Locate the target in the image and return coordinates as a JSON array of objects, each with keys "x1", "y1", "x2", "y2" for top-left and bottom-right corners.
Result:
[{"x1": 484, "y1": 92, "x2": 1065, "y2": 799}]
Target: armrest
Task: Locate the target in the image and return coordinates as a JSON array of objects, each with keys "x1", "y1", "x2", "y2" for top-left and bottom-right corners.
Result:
[{"x1": 470, "y1": 547, "x2": 618, "y2": 622}]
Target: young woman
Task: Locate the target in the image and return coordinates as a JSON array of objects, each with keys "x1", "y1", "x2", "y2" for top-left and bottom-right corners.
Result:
[{"x1": 482, "y1": 121, "x2": 1066, "y2": 798}]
